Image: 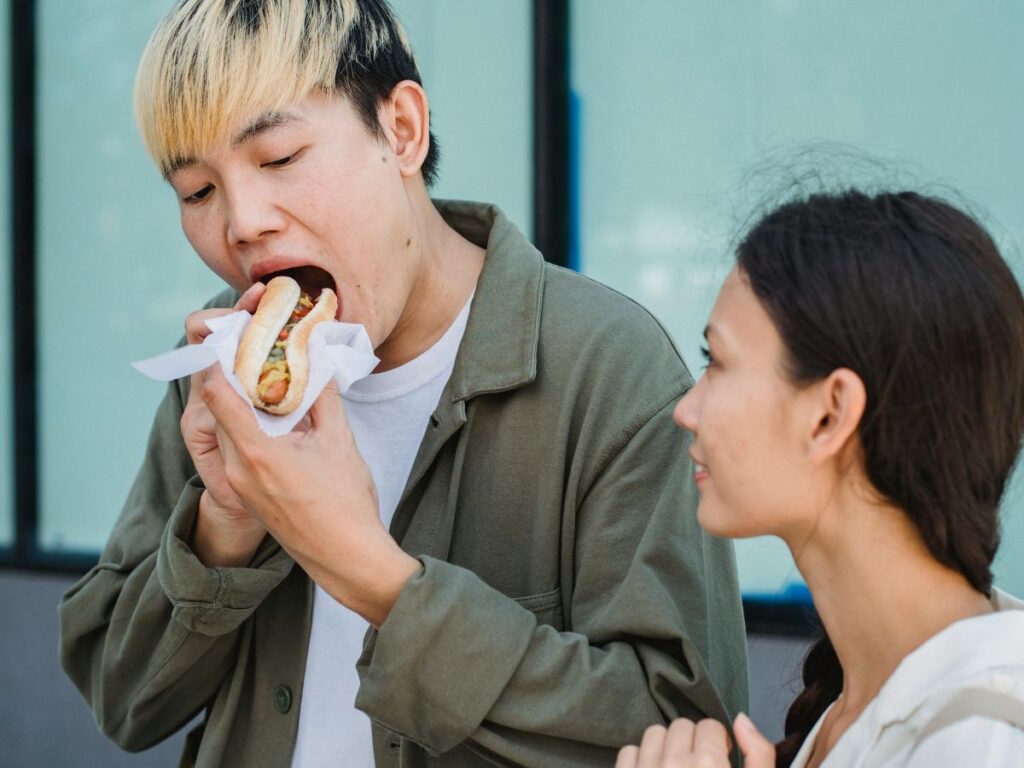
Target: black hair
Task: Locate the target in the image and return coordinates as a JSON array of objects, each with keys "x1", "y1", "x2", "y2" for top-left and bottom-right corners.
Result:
[
  {"x1": 735, "y1": 190, "x2": 1024, "y2": 766},
  {"x1": 236, "y1": 0, "x2": 440, "y2": 186},
  {"x1": 331, "y1": 0, "x2": 440, "y2": 187}
]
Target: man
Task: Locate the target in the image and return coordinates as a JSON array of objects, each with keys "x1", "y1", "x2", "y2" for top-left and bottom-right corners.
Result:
[{"x1": 59, "y1": 1, "x2": 748, "y2": 766}]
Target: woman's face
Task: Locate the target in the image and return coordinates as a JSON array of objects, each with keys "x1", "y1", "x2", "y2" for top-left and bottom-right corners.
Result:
[{"x1": 674, "y1": 267, "x2": 822, "y2": 540}]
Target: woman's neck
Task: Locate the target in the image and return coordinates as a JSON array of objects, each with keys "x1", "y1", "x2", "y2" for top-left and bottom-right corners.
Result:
[{"x1": 790, "y1": 492, "x2": 992, "y2": 725}]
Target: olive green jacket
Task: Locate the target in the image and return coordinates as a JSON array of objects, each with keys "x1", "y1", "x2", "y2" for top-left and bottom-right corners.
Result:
[{"x1": 59, "y1": 202, "x2": 748, "y2": 767}]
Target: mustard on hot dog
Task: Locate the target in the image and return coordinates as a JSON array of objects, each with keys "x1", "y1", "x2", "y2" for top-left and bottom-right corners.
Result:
[{"x1": 234, "y1": 275, "x2": 338, "y2": 415}]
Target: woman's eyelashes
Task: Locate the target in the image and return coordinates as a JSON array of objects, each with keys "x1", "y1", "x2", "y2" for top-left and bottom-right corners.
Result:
[{"x1": 700, "y1": 345, "x2": 716, "y2": 371}]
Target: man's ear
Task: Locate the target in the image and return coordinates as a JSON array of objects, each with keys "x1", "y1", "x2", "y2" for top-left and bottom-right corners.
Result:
[
  {"x1": 381, "y1": 80, "x2": 430, "y2": 178},
  {"x1": 806, "y1": 368, "x2": 866, "y2": 464}
]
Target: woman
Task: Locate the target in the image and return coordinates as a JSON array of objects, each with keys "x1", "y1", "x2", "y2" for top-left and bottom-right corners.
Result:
[{"x1": 618, "y1": 190, "x2": 1024, "y2": 767}]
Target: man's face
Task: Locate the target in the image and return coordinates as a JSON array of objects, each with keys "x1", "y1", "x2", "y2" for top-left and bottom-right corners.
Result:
[{"x1": 167, "y1": 91, "x2": 420, "y2": 349}]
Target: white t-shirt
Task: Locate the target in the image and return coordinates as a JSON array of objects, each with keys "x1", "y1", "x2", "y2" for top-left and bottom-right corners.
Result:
[
  {"x1": 792, "y1": 590, "x2": 1024, "y2": 767},
  {"x1": 290, "y1": 298, "x2": 472, "y2": 768}
]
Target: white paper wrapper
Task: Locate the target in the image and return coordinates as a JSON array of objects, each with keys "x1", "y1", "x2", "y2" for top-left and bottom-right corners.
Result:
[{"x1": 132, "y1": 311, "x2": 379, "y2": 437}]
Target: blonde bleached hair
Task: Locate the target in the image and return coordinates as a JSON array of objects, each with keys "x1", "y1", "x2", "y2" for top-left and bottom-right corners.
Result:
[{"x1": 134, "y1": 0, "x2": 438, "y2": 183}]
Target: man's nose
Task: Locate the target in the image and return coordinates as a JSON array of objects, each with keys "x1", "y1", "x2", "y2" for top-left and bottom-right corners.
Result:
[{"x1": 225, "y1": 186, "x2": 286, "y2": 246}]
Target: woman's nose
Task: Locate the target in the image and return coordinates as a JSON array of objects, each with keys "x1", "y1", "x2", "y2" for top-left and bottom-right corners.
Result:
[{"x1": 674, "y1": 382, "x2": 700, "y2": 432}]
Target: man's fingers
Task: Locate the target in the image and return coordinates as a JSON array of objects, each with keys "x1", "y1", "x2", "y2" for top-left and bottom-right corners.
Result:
[
  {"x1": 234, "y1": 282, "x2": 267, "y2": 313},
  {"x1": 309, "y1": 379, "x2": 347, "y2": 432},
  {"x1": 185, "y1": 308, "x2": 235, "y2": 344},
  {"x1": 184, "y1": 283, "x2": 265, "y2": 344},
  {"x1": 733, "y1": 713, "x2": 775, "y2": 768},
  {"x1": 202, "y1": 364, "x2": 263, "y2": 447}
]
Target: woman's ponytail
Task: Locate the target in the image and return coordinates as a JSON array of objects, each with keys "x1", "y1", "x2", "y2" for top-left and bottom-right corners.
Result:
[{"x1": 774, "y1": 633, "x2": 842, "y2": 767}]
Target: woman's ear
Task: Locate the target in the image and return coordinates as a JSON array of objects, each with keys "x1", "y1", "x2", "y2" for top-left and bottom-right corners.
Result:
[
  {"x1": 381, "y1": 79, "x2": 430, "y2": 179},
  {"x1": 806, "y1": 368, "x2": 866, "y2": 464}
]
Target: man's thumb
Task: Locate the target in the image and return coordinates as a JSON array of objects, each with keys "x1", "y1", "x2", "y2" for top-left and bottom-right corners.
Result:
[{"x1": 310, "y1": 379, "x2": 346, "y2": 428}]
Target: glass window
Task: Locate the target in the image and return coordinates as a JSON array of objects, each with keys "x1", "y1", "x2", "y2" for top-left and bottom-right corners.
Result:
[
  {"x1": 571, "y1": 1, "x2": 1024, "y2": 598},
  {"x1": 391, "y1": 0, "x2": 532, "y2": 232},
  {"x1": 35, "y1": 1, "x2": 532, "y2": 554},
  {"x1": 37, "y1": 1, "x2": 223, "y2": 552}
]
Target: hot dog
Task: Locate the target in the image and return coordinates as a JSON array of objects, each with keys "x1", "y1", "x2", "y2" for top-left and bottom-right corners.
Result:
[{"x1": 234, "y1": 275, "x2": 338, "y2": 414}]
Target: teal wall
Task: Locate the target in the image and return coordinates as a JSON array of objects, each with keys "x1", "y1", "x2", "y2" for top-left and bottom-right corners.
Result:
[
  {"x1": 571, "y1": 0, "x2": 1024, "y2": 597},
  {"x1": 19, "y1": 0, "x2": 1024, "y2": 601}
]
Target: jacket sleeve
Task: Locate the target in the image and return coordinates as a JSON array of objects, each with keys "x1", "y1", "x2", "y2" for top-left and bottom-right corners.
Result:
[
  {"x1": 355, "y1": 395, "x2": 749, "y2": 766},
  {"x1": 58, "y1": 373, "x2": 295, "y2": 752}
]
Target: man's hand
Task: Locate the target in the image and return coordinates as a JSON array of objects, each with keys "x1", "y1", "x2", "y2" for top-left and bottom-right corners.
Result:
[
  {"x1": 201, "y1": 361, "x2": 421, "y2": 626},
  {"x1": 615, "y1": 714, "x2": 774, "y2": 768},
  {"x1": 181, "y1": 283, "x2": 268, "y2": 567}
]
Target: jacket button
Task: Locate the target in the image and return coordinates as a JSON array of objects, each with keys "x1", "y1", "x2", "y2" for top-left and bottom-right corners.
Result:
[{"x1": 273, "y1": 685, "x2": 293, "y2": 714}]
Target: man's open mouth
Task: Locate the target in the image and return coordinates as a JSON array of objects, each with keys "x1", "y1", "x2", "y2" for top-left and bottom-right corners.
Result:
[
  {"x1": 260, "y1": 266, "x2": 337, "y2": 302},
  {"x1": 259, "y1": 265, "x2": 341, "y2": 319}
]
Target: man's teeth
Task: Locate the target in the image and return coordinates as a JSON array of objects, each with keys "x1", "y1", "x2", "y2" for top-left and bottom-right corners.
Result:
[{"x1": 695, "y1": 462, "x2": 708, "y2": 473}]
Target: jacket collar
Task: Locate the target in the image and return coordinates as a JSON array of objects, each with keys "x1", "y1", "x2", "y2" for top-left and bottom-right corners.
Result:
[
  {"x1": 434, "y1": 200, "x2": 545, "y2": 403},
  {"x1": 389, "y1": 201, "x2": 545, "y2": 546}
]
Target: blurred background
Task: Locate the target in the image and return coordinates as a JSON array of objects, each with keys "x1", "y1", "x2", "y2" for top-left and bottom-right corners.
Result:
[{"x1": 2, "y1": 0, "x2": 1023, "y2": 765}]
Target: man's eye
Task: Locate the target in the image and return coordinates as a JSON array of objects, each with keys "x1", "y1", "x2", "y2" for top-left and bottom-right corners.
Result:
[
  {"x1": 262, "y1": 147, "x2": 304, "y2": 169},
  {"x1": 184, "y1": 184, "x2": 213, "y2": 203}
]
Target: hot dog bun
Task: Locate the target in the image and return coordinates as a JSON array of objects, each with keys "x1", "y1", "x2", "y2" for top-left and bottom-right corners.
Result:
[{"x1": 234, "y1": 275, "x2": 338, "y2": 414}]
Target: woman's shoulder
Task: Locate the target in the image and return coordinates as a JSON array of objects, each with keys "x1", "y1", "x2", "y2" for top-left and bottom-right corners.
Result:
[
  {"x1": 808, "y1": 600, "x2": 1024, "y2": 767},
  {"x1": 906, "y1": 715, "x2": 1024, "y2": 767},
  {"x1": 854, "y1": 598, "x2": 1024, "y2": 766},
  {"x1": 992, "y1": 587, "x2": 1024, "y2": 612},
  {"x1": 887, "y1": 595, "x2": 1024, "y2": 715}
]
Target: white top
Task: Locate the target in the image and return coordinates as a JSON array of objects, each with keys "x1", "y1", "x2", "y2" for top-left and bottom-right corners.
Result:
[
  {"x1": 289, "y1": 297, "x2": 473, "y2": 768},
  {"x1": 792, "y1": 590, "x2": 1024, "y2": 767}
]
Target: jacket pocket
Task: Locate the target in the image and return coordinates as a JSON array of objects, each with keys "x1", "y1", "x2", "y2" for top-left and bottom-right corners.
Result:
[{"x1": 513, "y1": 587, "x2": 564, "y2": 631}]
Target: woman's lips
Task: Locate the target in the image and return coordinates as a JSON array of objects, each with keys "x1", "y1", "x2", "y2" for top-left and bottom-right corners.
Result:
[{"x1": 693, "y1": 460, "x2": 709, "y2": 485}]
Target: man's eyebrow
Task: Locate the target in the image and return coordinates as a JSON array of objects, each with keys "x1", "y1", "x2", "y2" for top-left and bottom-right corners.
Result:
[
  {"x1": 163, "y1": 111, "x2": 303, "y2": 180},
  {"x1": 165, "y1": 156, "x2": 195, "y2": 179},
  {"x1": 232, "y1": 110, "x2": 301, "y2": 147}
]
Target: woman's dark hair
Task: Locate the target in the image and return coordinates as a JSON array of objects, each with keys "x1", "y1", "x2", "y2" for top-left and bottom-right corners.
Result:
[{"x1": 735, "y1": 190, "x2": 1024, "y2": 766}]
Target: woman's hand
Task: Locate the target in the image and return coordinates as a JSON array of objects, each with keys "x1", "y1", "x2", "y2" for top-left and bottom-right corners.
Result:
[{"x1": 615, "y1": 714, "x2": 774, "y2": 768}]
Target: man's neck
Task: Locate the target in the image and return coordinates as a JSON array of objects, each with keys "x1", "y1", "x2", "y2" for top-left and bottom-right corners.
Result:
[{"x1": 374, "y1": 199, "x2": 484, "y2": 373}]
